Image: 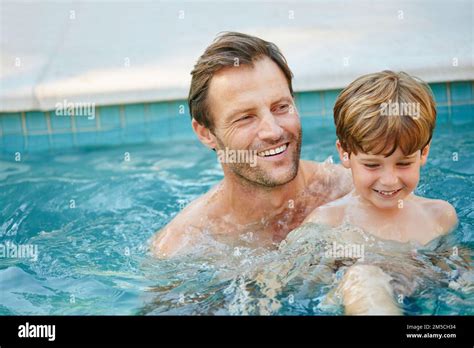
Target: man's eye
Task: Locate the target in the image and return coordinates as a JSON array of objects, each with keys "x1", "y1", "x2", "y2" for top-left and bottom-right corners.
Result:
[
  {"x1": 363, "y1": 164, "x2": 380, "y2": 168},
  {"x1": 237, "y1": 115, "x2": 252, "y2": 122},
  {"x1": 274, "y1": 104, "x2": 289, "y2": 113}
]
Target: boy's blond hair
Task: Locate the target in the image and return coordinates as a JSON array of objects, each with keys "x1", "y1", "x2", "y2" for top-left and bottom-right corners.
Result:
[{"x1": 333, "y1": 70, "x2": 436, "y2": 156}]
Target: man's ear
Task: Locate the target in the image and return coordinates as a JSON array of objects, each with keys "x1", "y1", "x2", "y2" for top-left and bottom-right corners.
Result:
[
  {"x1": 336, "y1": 140, "x2": 351, "y2": 169},
  {"x1": 192, "y1": 119, "x2": 218, "y2": 150},
  {"x1": 420, "y1": 142, "x2": 431, "y2": 166}
]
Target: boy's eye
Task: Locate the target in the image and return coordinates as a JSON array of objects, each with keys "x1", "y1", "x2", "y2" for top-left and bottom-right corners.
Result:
[
  {"x1": 397, "y1": 162, "x2": 413, "y2": 167},
  {"x1": 363, "y1": 164, "x2": 380, "y2": 168}
]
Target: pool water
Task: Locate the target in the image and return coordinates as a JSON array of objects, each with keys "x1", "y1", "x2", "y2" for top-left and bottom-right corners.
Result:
[{"x1": 0, "y1": 121, "x2": 473, "y2": 315}]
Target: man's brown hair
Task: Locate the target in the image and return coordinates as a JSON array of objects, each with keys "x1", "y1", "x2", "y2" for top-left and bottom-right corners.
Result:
[
  {"x1": 333, "y1": 70, "x2": 437, "y2": 157},
  {"x1": 188, "y1": 32, "x2": 294, "y2": 131}
]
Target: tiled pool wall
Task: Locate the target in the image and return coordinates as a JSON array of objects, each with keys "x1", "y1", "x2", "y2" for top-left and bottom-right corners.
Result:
[{"x1": 0, "y1": 81, "x2": 473, "y2": 154}]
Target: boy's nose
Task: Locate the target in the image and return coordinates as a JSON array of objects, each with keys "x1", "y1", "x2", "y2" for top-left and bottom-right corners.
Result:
[
  {"x1": 257, "y1": 112, "x2": 284, "y2": 141},
  {"x1": 379, "y1": 169, "x2": 399, "y2": 186}
]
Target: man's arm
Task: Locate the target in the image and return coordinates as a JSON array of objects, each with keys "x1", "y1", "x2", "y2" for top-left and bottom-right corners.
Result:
[
  {"x1": 150, "y1": 202, "x2": 204, "y2": 259},
  {"x1": 151, "y1": 185, "x2": 218, "y2": 258},
  {"x1": 150, "y1": 221, "x2": 185, "y2": 258}
]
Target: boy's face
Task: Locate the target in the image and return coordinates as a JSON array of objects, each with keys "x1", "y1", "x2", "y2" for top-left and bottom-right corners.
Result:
[{"x1": 337, "y1": 141, "x2": 430, "y2": 209}]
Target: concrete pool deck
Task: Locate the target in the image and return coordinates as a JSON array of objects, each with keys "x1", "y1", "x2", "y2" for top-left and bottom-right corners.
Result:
[{"x1": 0, "y1": 0, "x2": 473, "y2": 112}]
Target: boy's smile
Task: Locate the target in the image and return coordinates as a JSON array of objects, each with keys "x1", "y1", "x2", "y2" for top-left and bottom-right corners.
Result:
[{"x1": 372, "y1": 187, "x2": 404, "y2": 199}]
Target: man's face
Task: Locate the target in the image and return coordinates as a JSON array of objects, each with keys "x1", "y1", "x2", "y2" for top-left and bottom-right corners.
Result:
[{"x1": 207, "y1": 56, "x2": 302, "y2": 187}]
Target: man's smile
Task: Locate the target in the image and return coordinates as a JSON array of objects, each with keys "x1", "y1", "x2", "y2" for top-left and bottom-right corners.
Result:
[{"x1": 257, "y1": 142, "x2": 289, "y2": 158}]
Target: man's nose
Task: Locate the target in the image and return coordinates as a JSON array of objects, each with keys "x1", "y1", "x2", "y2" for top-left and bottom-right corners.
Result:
[
  {"x1": 257, "y1": 112, "x2": 283, "y2": 141},
  {"x1": 379, "y1": 168, "x2": 399, "y2": 186}
]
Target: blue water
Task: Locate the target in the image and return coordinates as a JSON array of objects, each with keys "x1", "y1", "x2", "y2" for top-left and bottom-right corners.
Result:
[{"x1": 0, "y1": 121, "x2": 473, "y2": 315}]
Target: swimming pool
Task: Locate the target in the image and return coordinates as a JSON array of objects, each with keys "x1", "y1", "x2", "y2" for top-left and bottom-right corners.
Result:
[{"x1": 0, "y1": 96, "x2": 473, "y2": 315}]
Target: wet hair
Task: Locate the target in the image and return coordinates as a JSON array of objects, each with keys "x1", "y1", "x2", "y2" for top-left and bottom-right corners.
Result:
[
  {"x1": 333, "y1": 70, "x2": 436, "y2": 157},
  {"x1": 188, "y1": 31, "x2": 293, "y2": 131}
]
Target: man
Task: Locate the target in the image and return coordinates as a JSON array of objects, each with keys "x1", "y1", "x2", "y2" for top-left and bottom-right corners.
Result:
[{"x1": 151, "y1": 32, "x2": 352, "y2": 258}]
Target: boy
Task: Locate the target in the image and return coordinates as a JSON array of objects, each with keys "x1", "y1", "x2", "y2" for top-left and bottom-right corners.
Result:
[{"x1": 298, "y1": 71, "x2": 458, "y2": 314}]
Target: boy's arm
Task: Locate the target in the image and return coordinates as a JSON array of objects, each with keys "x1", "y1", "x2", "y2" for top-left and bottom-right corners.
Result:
[
  {"x1": 337, "y1": 265, "x2": 402, "y2": 315},
  {"x1": 303, "y1": 204, "x2": 344, "y2": 226}
]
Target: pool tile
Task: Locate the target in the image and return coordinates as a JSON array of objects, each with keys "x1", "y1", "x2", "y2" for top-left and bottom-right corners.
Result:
[
  {"x1": 50, "y1": 112, "x2": 73, "y2": 132},
  {"x1": 451, "y1": 104, "x2": 474, "y2": 125},
  {"x1": 168, "y1": 100, "x2": 190, "y2": 118},
  {"x1": 301, "y1": 114, "x2": 333, "y2": 129},
  {"x1": 170, "y1": 118, "x2": 194, "y2": 140},
  {"x1": 149, "y1": 102, "x2": 170, "y2": 120},
  {"x1": 450, "y1": 81, "x2": 472, "y2": 102},
  {"x1": 429, "y1": 83, "x2": 448, "y2": 104},
  {"x1": 123, "y1": 123, "x2": 147, "y2": 144},
  {"x1": 74, "y1": 115, "x2": 97, "y2": 130},
  {"x1": 296, "y1": 91, "x2": 323, "y2": 116},
  {"x1": 323, "y1": 89, "x2": 342, "y2": 114},
  {"x1": 2, "y1": 135, "x2": 25, "y2": 152},
  {"x1": 51, "y1": 133, "x2": 74, "y2": 149},
  {"x1": 53, "y1": 101, "x2": 97, "y2": 130},
  {"x1": 124, "y1": 104, "x2": 145, "y2": 125},
  {"x1": 99, "y1": 106, "x2": 121, "y2": 128},
  {"x1": 1, "y1": 82, "x2": 472, "y2": 152},
  {"x1": 1, "y1": 113, "x2": 23, "y2": 134},
  {"x1": 148, "y1": 103, "x2": 174, "y2": 140},
  {"x1": 122, "y1": 104, "x2": 146, "y2": 144},
  {"x1": 148, "y1": 118, "x2": 171, "y2": 142},
  {"x1": 28, "y1": 134, "x2": 51, "y2": 151},
  {"x1": 25, "y1": 111, "x2": 48, "y2": 132},
  {"x1": 436, "y1": 105, "x2": 449, "y2": 126},
  {"x1": 75, "y1": 131, "x2": 98, "y2": 147},
  {"x1": 97, "y1": 129, "x2": 123, "y2": 146}
]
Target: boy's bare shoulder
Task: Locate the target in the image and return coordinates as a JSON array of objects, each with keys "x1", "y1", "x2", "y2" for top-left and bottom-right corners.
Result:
[
  {"x1": 419, "y1": 198, "x2": 458, "y2": 234},
  {"x1": 303, "y1": 195, "x2": 349, "y2": 226}
]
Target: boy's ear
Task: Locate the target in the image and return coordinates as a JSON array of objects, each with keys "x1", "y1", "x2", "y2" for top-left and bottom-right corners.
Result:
[
  {"x1": 336, "y1": 140, "x2": 351, "y2": 169},
  {"x1": 420, "y1": 142, "x2": 431, "y2": 166},
  {"x1": 192, "y1": 119, "x2": 218, "y2": 150}
]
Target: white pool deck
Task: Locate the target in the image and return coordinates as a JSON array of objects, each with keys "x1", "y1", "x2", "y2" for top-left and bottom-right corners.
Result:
[{"x1": 0, "y1": 0, "x2": 473, "y2": 112}]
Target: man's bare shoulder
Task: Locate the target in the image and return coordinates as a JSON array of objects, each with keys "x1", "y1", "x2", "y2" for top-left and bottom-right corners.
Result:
[
  {"x1": 302, "y1": 159, "x2": 353, "y2": 199},
  {"x1": 150, "y1": 186, "x2": 218, "y2": 258}
]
